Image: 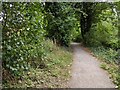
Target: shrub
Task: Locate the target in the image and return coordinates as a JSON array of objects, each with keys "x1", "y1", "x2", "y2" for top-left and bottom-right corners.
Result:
[{"x1": 2, "y1": 3, "x2": 45, "y2": 76}]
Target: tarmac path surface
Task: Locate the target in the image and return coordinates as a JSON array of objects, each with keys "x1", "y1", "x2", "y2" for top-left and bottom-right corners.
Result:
[{"x1": 69, "y1": 43, "x2": 115, "y2": 88}]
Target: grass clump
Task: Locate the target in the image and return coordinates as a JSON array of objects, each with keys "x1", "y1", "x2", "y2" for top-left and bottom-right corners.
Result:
[{"x1": 3, "y1": 40, "x2": 72, "y2": 88}]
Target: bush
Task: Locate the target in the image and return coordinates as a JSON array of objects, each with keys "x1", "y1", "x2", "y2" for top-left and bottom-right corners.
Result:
[
  {"x1": 2, "y1": 3, "x2": 46, "y2": 76},
  {"x1": 85, "y1": 8, "x2": 119, "y2": 50},
  {"x1": 3, "y1": 39, "x2": 72, "y2": 88},
  {"x1": 44, "y1": 3, "x2": 78, "y2": 46}
]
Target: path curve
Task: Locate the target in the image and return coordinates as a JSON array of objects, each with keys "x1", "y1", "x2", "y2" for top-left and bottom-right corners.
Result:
[{"x1": 69, "y1": 43, "x2": 115, "y2": 88}]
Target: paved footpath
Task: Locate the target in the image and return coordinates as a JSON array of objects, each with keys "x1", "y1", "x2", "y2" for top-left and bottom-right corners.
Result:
[{"x1": 69, "y1": 43, "x2": 115, "y2": 88}]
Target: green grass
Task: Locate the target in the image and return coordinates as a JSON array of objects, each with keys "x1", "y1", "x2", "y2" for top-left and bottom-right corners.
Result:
[
  {"x1": 3, "y1": 40, "x2": 72, "y2": 88},
  {"x1": 89, "y1": 46, "x2": 120, "y2": 89}
]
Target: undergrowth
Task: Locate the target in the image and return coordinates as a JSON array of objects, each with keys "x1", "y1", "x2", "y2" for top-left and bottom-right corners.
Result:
[
  {"x1": 3, "y1": 40, "x2": 72, "y2": 88},
  {"x1": 89, "y1": 46, "x2": 120, "y2": 89}
]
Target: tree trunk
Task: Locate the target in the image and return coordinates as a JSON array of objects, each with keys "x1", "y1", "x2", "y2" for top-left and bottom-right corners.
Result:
[{"x1": 80, "y1": 2, "x2": 95, "y2": 44}]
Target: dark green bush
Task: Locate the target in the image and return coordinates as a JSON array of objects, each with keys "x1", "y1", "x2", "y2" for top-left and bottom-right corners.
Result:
[
  {"x1": 2, "y1": 3, "x2": 46, "y2": 76},
  {"x1": 44, "y1": 3, "x2": 78, "y2": 46}
]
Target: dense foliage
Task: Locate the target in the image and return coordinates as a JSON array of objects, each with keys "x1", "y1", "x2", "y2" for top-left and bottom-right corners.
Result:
[
  {"x1": 3, "y1": 39, "x2": 72, "y2": 88},
  {"x1": 44, "y1": 3, "x2": 78, "y2": 46},
  {"x1": 2, "y1": 3, "x2": 46, "y2": 76},
  {"x1": 2, "y1": 1, "x2": 120, "y2": 88},
  {"x1": 86, "y1": 3, "x2": 119, "y2": 49},
  {"x1": 2, "y1": 2, "x2": 73, "y2": 87}
]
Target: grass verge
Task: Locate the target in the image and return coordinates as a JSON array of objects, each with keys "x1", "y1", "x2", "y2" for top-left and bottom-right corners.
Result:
[{"x1": 3, "y1": 40, "x2": 72, "y2": 88}]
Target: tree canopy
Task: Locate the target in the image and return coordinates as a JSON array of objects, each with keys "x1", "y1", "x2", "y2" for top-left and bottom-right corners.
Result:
[{"x1": 1, "y1": 1, "x2": 120, "y2": 88}]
